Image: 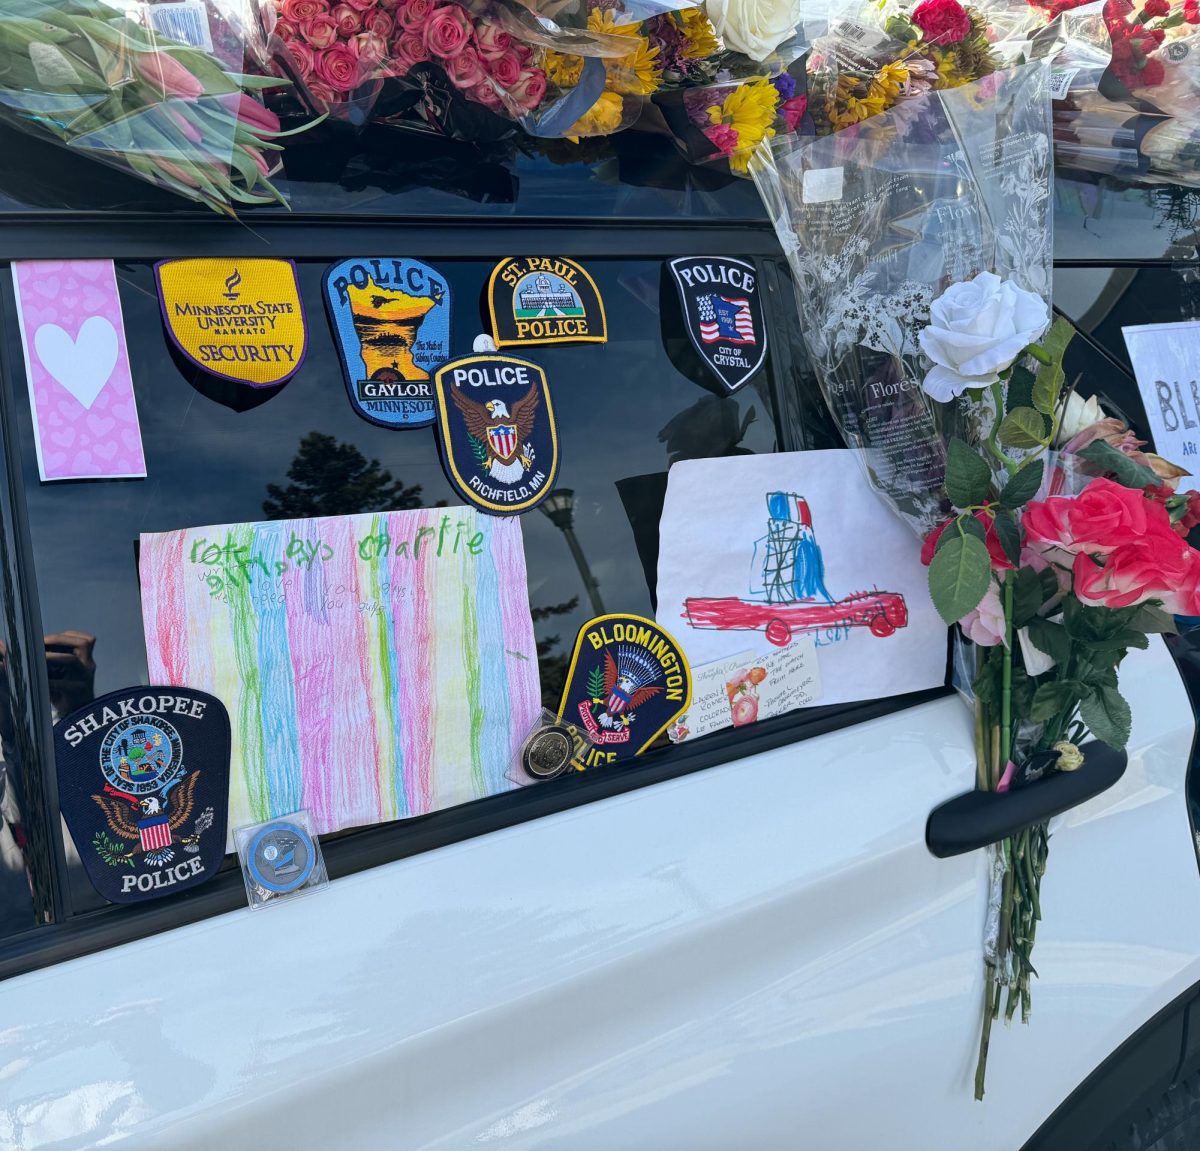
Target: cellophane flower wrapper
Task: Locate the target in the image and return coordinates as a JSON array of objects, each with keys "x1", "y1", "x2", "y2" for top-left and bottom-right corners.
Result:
[
  {"x1": 752, "y1": 59, "x2": 1055, "y2": 538},
  {"x1": 0, "y1": 0, "x2": 299, "y2": 214}
]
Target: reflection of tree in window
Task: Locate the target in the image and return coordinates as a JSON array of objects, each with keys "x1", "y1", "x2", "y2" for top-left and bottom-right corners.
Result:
[{"x1": 532, "y1": 597, "x2": 579, "y2": 711}]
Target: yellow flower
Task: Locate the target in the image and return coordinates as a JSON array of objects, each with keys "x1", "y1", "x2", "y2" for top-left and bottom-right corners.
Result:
[
  {"x1": 569, "y1": 90, "x2": 626, "y2": 138},
  {"x1": 589, "y1": 9, "x2": 662, "y2": 96},
  {"x1": 933, "y1": 49, "x2": 965, "y2": 87},
  {"x1": 680, "y1": 9, "x2": 720, "y2": 59},
  {"x1": 709, "y1": 78, "x2": 779, "y2": 174},
  {"x1": 874, "y1": 60, "x2": 909, "y2": 99},
  {"x1": 544, "y1": 51, "x2": 584, "y2": 89}
]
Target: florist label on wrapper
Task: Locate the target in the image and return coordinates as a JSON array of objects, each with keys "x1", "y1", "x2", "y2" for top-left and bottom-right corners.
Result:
[
  {"x1": 655, "y1": 450, "x2": 946, "y2": 706},
  {"x1": 138, "y1": 509, "x2": 542, "y2": 843}
]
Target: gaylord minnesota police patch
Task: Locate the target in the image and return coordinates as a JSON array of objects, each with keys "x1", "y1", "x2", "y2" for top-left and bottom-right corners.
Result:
[
  {"x1": 668, "y1": 256, "x2": 767, "y2": 393},
  {"x1": 55, "y1": 687, "x2": 230, "y2": 904}
]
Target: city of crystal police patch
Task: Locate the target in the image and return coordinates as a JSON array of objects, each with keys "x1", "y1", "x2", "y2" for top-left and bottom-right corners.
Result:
[
  {"x1": 558, "y1": 614, "x2": 692, "y2": 770},
  {"x1": 487, "y1": 257, "x2": 607, "y2": 347},
  {"x1": 433, "y1": 353, "x2": 559, "y2": 516},
  {"x1": 668, "y1": 256, "x2": 768, "y2": 393},
  {"x1": 54, "y1": 687, "x2": 230, "y2": 905},
  {"x1": 323, "y1": 257, "x2": 452, "y2": 429}
]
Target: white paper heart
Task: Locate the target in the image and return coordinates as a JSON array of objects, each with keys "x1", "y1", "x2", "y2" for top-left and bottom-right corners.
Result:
[{"x1": 34, "y1": 317, "x2": 119, "y2": 410}]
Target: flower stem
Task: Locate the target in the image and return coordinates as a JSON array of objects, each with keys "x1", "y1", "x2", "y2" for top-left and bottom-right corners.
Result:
[{"x1": 1001, "y1": 573, "x2": 1014, "y2": 771}]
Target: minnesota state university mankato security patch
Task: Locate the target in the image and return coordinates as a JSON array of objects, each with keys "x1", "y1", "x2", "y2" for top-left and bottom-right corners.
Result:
[{"x1": 55, "y1": 687, "x2": 230, "y2": 904}]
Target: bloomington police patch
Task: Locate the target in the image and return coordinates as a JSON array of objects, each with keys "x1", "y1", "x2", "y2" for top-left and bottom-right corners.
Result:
[
  {"x1": 558, "y1": 614, "x2": 691, "y2": 769},
  {"x1": 487, "y1": 257, "x2": 607, "y2": 347},
  {"x1": 323, "y1": 257, "x2": 452, "y2": 429},
  {"x1": 433, "y1": 353, "x2": 559, "y2": 515},
  {"x1": 54, "y1": 687, "x2": 230, "y2": 905},
  {"x1": 668, "y1": 256, "x2": 768, "y2": 393}
]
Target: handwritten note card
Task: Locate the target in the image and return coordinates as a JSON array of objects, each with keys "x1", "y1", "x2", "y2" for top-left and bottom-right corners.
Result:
[
  {"x1": 669, "y1": 639, "x2": 822, "y2": 743},
  {"x1": 1123, "y1": 322, "x2": 1200, "y2": 493},
  {"x1": 139, "y1": 509, "x2": 542, "y2": 842}
]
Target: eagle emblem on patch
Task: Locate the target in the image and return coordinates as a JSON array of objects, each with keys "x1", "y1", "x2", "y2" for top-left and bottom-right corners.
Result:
[
  {"x1": 54, "y1": 687, "x2": 230, "y2": 904},
  {"x1": 433, "y1": 354, "x2": 560, "y2": 516}
]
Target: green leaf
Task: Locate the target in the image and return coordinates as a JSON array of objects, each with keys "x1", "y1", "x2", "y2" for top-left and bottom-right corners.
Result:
[
  {"x1": 928, "y1": 534, "x2": 992, "y2": 625},
  {"x1": 586, "y1": 665, "x2": 605, "y2": 700},
  {"x1": 1030, "y1": 679, "x2": 1083, "y2": 722},
  {"x1": 1007, "y1": 365, "x2": 1035, "y2": 414},
  {"x1": 998, "y1": 406, "x2": 1049, "y2": 450},
  {"x1": 991, "y1": 508, "x2": 1021, "y2": 567},
  {"x1": 935, "y1": 513, "x2": 984, "y2": 556},
  {"x1": 1031, "y1": 319, "x2": 1075, "y2": 416},
  {"x1": 1089, "y1": 628, "x2": 1151, "y2": 652},
  {"x1": 1026, "y1": 616, "x2": 1072, "y2": 665},
  {"x1": 1013, "y1": 566, "x2": 1048, "y2": 628},
  {"x1": 945, "y1": 438, "x2": 992, "y2": 509},
  {"x1": 1131, "y1": 602, "x2": 1178, "y2": 635},
  {"x1": 1000, "y1": 459, "x2": 1045, "y2": 509},
  {"x1": 1079, "y1": 684, "x2": 1132, "y2": 749},
  {"x1": 1076, "y1": 440, "x2": 1160, "y2": 489}
]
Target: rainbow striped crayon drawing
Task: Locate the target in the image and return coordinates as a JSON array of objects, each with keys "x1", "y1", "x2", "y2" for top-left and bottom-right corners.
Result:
[{"x1": 139, "y1": 509, "x2": 542, "y2": 846}]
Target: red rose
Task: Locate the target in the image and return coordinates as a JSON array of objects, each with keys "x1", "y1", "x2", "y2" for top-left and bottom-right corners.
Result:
[
  {"x1": 920, "y1": 508, "x2": 1015, "y2": 571},
  {"x1": 486, "y1": 48, "x2": 522, "y2": 89},
  {"x1": 474, "y1": 20, "x2": 511, "y2": 59},
  {"x1": 299, "y1": 14, "x2": 338, "y2": 48},
  {"x1": 397, "y1": 0, "x2": 434, "y2": 27},
  {"x1": 911, "y1": 0, "x2": 972, "y2": 43},
  {"x1": 508, "y1": 66, "x2": 547, "y2": 111},
  {"x1": 424, "y1": 5, "x2": 472, "y2": 58},
  {"x1": 444, "y1": 45, "x2": 485, "y2": 88},
  {"x1": 313, "y1": 43, "x2": 363, "y2": 90},
  {"x1": 281, "y1": 0, "x2": 328, "y2": 21},
  {"x1": 1074, "y1": 536, "x2": 1200, "y2": 613},
  {"x1": 1179, "y1": 490, "x2": 1200, "y2": 533},
  {"x1": 330, "y1": 3, "x2": 360, "y2": 36},
  {"x1": 1139, "y1": 56, "x2": 1166, "y2": 84}
]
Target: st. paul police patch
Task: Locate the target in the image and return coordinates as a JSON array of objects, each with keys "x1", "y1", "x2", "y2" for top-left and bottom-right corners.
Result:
[
  {"x1": 488, "y1": 258, "x2": 606, "y2": 347},
  {"x1": 433, "y1": 353, "x2": 560, "y2": 516},
  {"x1": 54, "y1": 687, "x2": 230, "y2": 905},
  {"x1": 668, "y1": 257, "x2": 767, "y2": 393},
  {"x1": 558, "y1": 614, "x2": 691, "y2": 770},
  {"x1": 323, "y1": 257, "x2": 452, "y2": 429}
]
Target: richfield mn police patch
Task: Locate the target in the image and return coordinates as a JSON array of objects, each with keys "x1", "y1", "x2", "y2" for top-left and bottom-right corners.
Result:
[
  {"x1": 323, "y1": 257, "x2": 452, "y2": 429},
  {"x1": 668, "y1": 256, "x2": 768, "y2": 393},
  {"x1": 433, "y1": 353, "x2": 560, "y2": 516},
  {"x1": 54, "y1": 687, "x2": 230, "y2": 905},
  {"x1": 559, "y1": 614, "x2": 692, "y2": 770},
  {"x1": 487, "y1": 257, "x2": 607, "y2": 347}
]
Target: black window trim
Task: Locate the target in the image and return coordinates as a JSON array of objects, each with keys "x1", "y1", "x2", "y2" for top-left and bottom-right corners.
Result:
[{"x1": 0, "y1": 215, "x2": 951, "y2": 982}]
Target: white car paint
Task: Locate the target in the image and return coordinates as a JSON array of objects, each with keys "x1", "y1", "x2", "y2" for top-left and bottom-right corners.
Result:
[{"x1": 0, "y1": 637, "x2": 1195, "y2": 1150}]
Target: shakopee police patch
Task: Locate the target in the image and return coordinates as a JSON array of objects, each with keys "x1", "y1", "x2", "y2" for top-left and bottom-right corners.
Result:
[
  {"x1": 668, "y1": 256, "x2": 767, "y2": 393},
  {"x1": 433, "y1": 353, "x2": 559, "y2": 515},
  {"x1": 487, "y1": 257, "x2": 606, "y2": 347},
  {"x1": 155, "y1": 259, "x2": 307, "y2": 388},
  {"x1": 54, "y1": 687, "x2": 230, "y2": 905},
  {"x1": 323, "y1": 257, "x2": 451, "y2": 429},
  {"x1": 558, "y1": 614, "x2": 691, "y2": 769}
]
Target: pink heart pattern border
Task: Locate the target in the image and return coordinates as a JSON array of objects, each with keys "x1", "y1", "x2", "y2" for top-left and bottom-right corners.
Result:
[{"x1": 12, "y1": 259, "x2": 146, "y2": 482}]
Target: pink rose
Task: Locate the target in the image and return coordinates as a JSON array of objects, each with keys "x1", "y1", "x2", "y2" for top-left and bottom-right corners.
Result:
[
  {"x1": 364, "y1": 9, "x2": 393, "y2": 36},
  {"x1": 280, "y1": 0, "x2": 328, "y2": 21},
  {"x1": 345, "y1": 0, "x2": 377, "y2": 9},
  {"x1": 513, "y1": 42, "x2": 533, "y2": 66},
  {"x1": 1074, "y1": 537, "x2": 1200, "y2": 613},
  {"x1": 307, "y1": 78, "x2": 337, "y2": 101},
  {"x1": 424, "y1": 5, "x2": 472, "y2": 58},
  {"x1": 273, "y1": 17, "x2": 298, "y2": 39},
  {"x1": 474, "y1": 20, "x2": 511, "y2": 59},
  {"x1": 286, "y1": 39, "x2": 316, "y2": 80},
  {"x1": 299, "y1": 14, "x2": 339, "y2": 48},
  {"x1": 508, "y1": 67, "x2": 547, "y2": 111},
  {"x1": 354, "y1": 31, "x2": 388, "y2": 67},
  {"x1": 1023, "y1": 477, "x2": 1163, "y2": 564},
  {"x1": 394, "y1": 30, "x2": 430, "y2": 68},
  {"x1": 134, "y1": 51, "x2": 204, "y2": 100},
  {"x1": 469, "y1": 80, "x2": 506, "y2": 111},
  {"x1": 444, "y1": 45, "x2": 485, "y2": 89},
  {"x1": 330, "y1": 3, "x2": 361, "y2": 36},
  {"x1": 314, "y1": 42, "x2": 364, "y2": 90},
  {"x1": 397, "y1": 0, "x2": 434, "y2": 29},
  {"x1": 959, "y1": 580, "x2": 1006, "y2": 647},
  {"x1": 486, "y1": 48, "x2": 522, "y2": 89},
  {"x1": 730, "y1": 694, "x2": 759, "y2": 726}
]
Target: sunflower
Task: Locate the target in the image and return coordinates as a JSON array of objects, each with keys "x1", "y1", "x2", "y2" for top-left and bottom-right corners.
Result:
[
  {"x1": 709, "y1": 78, "x2": 779, "y2": 173},
  {"x1": 589, "y1": 9, "x2": 663, "y2": 96},
  {"x1": 569, "y1": 90, "x2": 626, "y2": 139},
  {"x1": 544, "y1": 51, "x2": 585, "y2": 88}
]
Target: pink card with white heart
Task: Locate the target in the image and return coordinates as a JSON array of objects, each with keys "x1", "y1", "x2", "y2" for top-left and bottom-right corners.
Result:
[{"x1": 11, "y1": 260, "x2": 146, "y2": 482}]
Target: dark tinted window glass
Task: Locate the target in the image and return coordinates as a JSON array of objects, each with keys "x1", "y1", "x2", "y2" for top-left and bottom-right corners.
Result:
[{"x1": 3, "y1": 255, "x2": 780, "y2": 913}]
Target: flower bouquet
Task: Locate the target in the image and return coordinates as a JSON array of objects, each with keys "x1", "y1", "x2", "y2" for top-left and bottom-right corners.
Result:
[{"x1": 0, "y1": 0, "x2": 310, "y2": 214}]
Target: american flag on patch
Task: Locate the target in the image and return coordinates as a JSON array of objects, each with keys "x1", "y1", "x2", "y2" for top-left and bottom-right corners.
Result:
[
  {"x1": 138, "y1": 816, "x2": 172, "y2": 852},
  {"x1": 697, "y1": 294, "x2": 756, "y2": 345}
]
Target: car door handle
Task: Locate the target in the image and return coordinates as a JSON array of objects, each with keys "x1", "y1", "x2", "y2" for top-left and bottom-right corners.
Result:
[{"x1": 925, "y1": 742, "x2": 1128, "y2": 858}]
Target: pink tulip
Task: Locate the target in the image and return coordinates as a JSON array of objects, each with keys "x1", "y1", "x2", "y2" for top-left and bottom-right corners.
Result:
[
  {"x1": 244, "y1": 146, "x2": 273, "y2": 178},
  {"x1": 219, "y1": 92, "x2": 282, "y2": 135},
  {"x1": 158, "y1": 158, "x2": 201, "y2": 188},
  {"x1": 167, "y1": 106, "x2": 203, "y2": 144},
  {"x1": 135, "y1": 51, "x2": 204, "y2": 100}
]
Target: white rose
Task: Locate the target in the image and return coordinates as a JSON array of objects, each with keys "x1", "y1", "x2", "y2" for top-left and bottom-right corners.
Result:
[
  {"x1": 705, "y1": 0, "x2": 803, "y2": 62},
  {"x1": 918, "y1": 272, "x2": 1050, "y2": 403},
  {"x1": 1054, "y1": 390, "x2": 1106, "y2": 446}
]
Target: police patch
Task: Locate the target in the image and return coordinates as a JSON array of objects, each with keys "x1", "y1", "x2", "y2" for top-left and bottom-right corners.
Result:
[
  {"x1": 668, "y1": 257, "x2": 767, "y2": 393},
  {"x1": 155, "y1": 259, "x2": 307, "y2": 388},
  {"x1": 558, "y1": 614, "x2": 692, "y2": 770},
  {"x1": 433, "y1": 353, "x2": 559, "y2": 516},
  {"x1": 488, "y1": 258, "x2": 606, "y2": 347},
  {"x1": 323, "y1": 257, "x2": 451, "y2": 429},
  {"x1": 54, "y1": 687, "x2": 230, "y2": 905}
]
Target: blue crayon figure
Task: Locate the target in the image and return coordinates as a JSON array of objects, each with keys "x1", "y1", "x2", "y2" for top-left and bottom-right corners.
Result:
[{"x1": 750, "y1": 492, "x2": 833, "y2": 605}]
